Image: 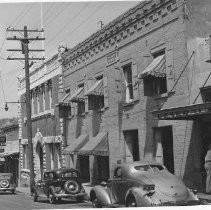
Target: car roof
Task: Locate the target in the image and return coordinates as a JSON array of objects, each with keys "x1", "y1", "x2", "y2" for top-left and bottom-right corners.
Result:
[
  {"x1": 120, "y1": 161, "x2": 164, "y2": 168},
  {"x1": 44, "y1": 168, "x2": 79, "y2": 174}
]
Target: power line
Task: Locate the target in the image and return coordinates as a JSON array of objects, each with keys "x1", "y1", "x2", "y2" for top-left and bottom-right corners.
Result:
[
  {"x1": 45, "y1": 3, "x2": 69, "y2": 27},
  {"x1": 46, "y1": 3, "x2": 89, "y2": 45},
  {"x1": 47, "y1": 3, "x2": 106, "y2": 53}
]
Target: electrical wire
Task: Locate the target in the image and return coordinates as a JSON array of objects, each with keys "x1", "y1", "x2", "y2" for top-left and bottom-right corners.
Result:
[
  {"x1": 47, "y1": 3, "x2": 106, "y2": 53},
  {"x1": 46, "y1": 3, "x2": 89, "y2": 45}
]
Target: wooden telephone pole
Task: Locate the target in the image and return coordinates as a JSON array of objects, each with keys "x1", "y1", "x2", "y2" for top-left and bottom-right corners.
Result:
[{"x1": 6, "y1": 26, "x2": 45, "y2": 194}]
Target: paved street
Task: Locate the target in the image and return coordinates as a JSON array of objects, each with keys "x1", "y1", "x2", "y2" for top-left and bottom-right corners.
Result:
[{"x1": 0, "y1": 191, "x2": 92, "y2": 210}]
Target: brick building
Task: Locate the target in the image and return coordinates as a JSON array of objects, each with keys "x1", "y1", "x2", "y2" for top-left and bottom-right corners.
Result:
[
  {"x1": 58, "y1": 0, "x2": 211, "y2": 191},
  {"x1": 18, "y1": 53, "x2": 65, "y2": 186},
  {"x1": 0, "y1": 123, "x2": 19, "y2": 185}
]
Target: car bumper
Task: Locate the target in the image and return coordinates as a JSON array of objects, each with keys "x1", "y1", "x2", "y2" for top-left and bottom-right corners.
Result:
[
  {"x1": 54, "y1": 192, "x2": 87, "y2": 198},
  {"x1": 0, "y1": 187, "x2": 15, "y2": 191},
  {"x1": 161, "y1": 200, "x2": 202, "y2": 206}
]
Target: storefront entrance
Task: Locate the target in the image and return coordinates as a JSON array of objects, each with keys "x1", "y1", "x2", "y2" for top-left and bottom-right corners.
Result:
[
  {"x1": 154, "y1": 126, "x2": 174, "y2": 174},
  {"x1": 97, "y1": 156, "x2": 109, "y2": 182},
  {"x1": 78, "y1": 155, "x2": 90, "y2": 183}
]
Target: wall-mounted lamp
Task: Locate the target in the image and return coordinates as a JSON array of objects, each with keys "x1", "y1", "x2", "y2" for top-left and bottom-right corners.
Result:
[{"x1": 4, "y1": 101, "x2": 26, "y2": 111}]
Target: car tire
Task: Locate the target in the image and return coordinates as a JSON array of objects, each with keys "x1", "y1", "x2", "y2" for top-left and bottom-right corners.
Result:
[
  {"x1": 33, "y1": 192, "x2": 38, "y2": 202},
  {"x1": 11, "y1": 189, "x2": 15, "y2": 194},
  {"x1": 92, "y1": 197, "x2": 102, "y2": 208},
  {"x1": 126, "y1": 195, "x2": 137, "y2": 207},
  {"x1": 64, "y1": 180, "x2": 80, "y2": 194},
  {"x1": 48, "y1": 191, "x2": 56, "y2": 204},
  {"x1": 76, "y1": 196, "x2": 84, "y2": 203}
]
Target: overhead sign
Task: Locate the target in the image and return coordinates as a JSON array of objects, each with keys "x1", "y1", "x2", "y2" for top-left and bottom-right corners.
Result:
[{"x1": 0, "y1": 135, "x2": 6, "y2": 146}]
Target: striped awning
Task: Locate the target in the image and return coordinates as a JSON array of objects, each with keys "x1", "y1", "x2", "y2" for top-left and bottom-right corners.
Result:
[
  {"x1": 78, "y1": 132, "x2": 108, "y2": 156},
  {"x1": 59, "y1": 92, "x2": 71, "y2": 106},
  {"x1": 63, "y1": 135, "x2": 88, "y2": 155},
  {"x1": 139, "y1": 55, "x2": 166, "y2": 79},
  {"x1": 85, "y1": 79, "x2": 104, "y2": 96},
  {"x1": 69, "y1": 87, "x2": 85, "y2": 102}
]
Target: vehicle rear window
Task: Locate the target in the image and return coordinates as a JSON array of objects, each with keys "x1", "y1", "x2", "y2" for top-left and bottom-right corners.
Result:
[
  {"x1": 134, "y1": 165, "x2": 164, "y2": 172},
  {"x1": 61, "y1": 171, "x2": 78, "y2": 178}
]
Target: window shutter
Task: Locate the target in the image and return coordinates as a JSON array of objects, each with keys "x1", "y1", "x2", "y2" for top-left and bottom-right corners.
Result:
[
  {"x1": 114, "y1": 67, "x2": 121, "y2": 93},
  {"x1": 85, "y1": 97, "x2": 88, "y2": 113},
  {"x1": 103, "y1": 76, "x2": 109, "y2": 108},
  {"x1": 132, "y1": 61, "x2": 139, "y2": 101},
  {"x1": 166, "y1": 44, "x2": 174, "y2": 91}
]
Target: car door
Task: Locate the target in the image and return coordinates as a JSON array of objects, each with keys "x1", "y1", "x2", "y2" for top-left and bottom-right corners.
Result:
[{"x1": 111, "y1": 167, "x2": 128, "y2": 204}]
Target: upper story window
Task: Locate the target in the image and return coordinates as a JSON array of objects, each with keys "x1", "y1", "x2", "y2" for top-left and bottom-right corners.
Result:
[
  {"x1": 140, "y1": 50, "x2": 167, "y2": 96},
  {"x1": 123, "y1": 64, "x2": 134, "y2": 103},
  {"x1": 77, "y1": 83, "x2": 85, "y2": 115},
  {"x1": 87, "y1": 75, "x2": 104, "y2": 110},
  {"x1": 37, "y1": 88, "x2": 40, "y2": 113},
  {"x1": 201, "y1": 86, "x2": 211, "y2": 102},
  {"x1": 30, "y1": 90, "x2": 34, "y2": 115},
  {"x1": 48, "y1": 80, "x2": 53, "y2": 109},
  {"x1": 42, "y1": 84, "x2": 46, "y2": 111}
]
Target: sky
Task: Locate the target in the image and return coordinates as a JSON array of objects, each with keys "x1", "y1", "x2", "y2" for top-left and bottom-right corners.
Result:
[{"x1": 0, "y1": 0, "x2": 139, "y2": 119}]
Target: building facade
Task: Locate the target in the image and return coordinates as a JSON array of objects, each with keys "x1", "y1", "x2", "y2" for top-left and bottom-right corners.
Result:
[
  {"x1": 0, "y1": 123, "x2": 19, "y2": 185},
  {"x1": 58, "y1": 0, "x2": 211, "y2": 192},
  {"x1": 18, "y1": 53, "x2": 65, "y2": 186}
]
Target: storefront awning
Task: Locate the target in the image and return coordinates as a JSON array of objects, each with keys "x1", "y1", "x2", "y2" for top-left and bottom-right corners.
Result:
[
  {"x1": 152, "y1": 102, "x2": 211, "y2": 120},
  {"x1": 57, "y1": 92, "x2": 71, "y2": 107},
  {"x1": 85, "y1": 79, "x2": 104, "y2": 96},
  {"x1": 63, "y1": 135, "x2": 88, "y2": 155},
  {"x1": 0, "y1": 151, "x2": 19, "y2": 158},
  {"x1": 69, "y1": 87, "x2": 85, "y2": 102},
  {"x1": 139, "y1": 55, "x2": 166, "y2": 79},
  {"x1": 78, "y1": 132, "x2": 108, "y2": 156}
]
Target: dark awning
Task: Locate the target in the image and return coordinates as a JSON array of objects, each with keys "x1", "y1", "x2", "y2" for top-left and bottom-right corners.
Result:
[
  {"x1": 85, "y1": 79, "x2": 104, "y2": 96},
  {"x1": 57, "y1": 92, "x2": 71, "y2": 107},
  {"x1": 0, "y1": 151, "x2": 19, "y2": 158},
  {"x1": 152, "y1": 102, "x2": 211, "y2": 120},
  {"x1": 139, "y1": 55, "x2": 166, "y2": 79},
  {"x1": 63, "y1": 135, "x2": 88, "y2": 155},
  {"x1": 69, "y1": 87, "x2": 85, "y2": 102},
  {"x1": 78, "y1": 132, "x2": 108, "y2": 156}
]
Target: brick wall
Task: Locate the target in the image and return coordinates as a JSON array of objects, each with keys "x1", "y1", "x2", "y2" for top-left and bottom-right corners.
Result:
[{"x1": 62, "y1": 0, "x2": 191, "y2": 179}]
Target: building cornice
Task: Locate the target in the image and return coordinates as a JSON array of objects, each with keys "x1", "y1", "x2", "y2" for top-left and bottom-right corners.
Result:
[{"x1": 62, "y1": 0, "x2": 179, "y2": 66}]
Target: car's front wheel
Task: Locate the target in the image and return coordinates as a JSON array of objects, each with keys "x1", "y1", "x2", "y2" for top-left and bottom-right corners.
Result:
[
  {"x1": 32, "y1": 191, "x2": 38, "y2": 202},
  {"x1": 92, "y1": 197, "x2": 102, "y2": 208},
  {"x1": 11, "y1": 189, "x2": 15, "y2": 194},
  {"x1": 126, "y1": 195, "x2": 137, "y2": 207},
  {"x1": 48, "y1": 191, "x2": 56, "y2": 204}
]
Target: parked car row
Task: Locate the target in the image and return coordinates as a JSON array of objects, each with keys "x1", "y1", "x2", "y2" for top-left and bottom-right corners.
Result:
[{"x1": 30, "y1": 161, "x2": 205, "y2": 207}]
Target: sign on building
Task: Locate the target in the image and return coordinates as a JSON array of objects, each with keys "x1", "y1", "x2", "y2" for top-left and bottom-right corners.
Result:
[{"x1": 0, "y1": 135, "x2": 6, "y2": 146}]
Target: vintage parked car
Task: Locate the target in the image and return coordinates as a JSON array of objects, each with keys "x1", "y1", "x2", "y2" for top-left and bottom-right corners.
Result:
[
  {"x1": 90, "y1": 161, "x2": 201, "y2": 207},
  {"x1": 32, "y1": 168, "x2": 88, "y2": 204},
  {"x1": 0, "y1": 173, "x2": 16, "y2": 194}
]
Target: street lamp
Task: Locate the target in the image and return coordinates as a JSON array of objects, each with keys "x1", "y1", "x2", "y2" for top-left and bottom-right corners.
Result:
[{"x1": 4, "y1": 101, "x2": 26, "y2": 111}]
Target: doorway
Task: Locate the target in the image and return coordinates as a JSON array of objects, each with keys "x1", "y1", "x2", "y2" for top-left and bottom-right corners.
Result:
[
  {"x1": 97, "y1": 156, "x2": 109, "y2": 182},
  {"x1": 154, "y1": 126, "x2": 174, "y2": 174},
  {"x1": 78, "y1": 155, "x2": 90, "y2": 183},
  {"x1": 123, "y1": 130, "x2": 140, "y2": 162}
]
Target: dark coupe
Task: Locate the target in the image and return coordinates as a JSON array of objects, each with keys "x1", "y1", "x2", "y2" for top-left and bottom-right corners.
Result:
[
  {"x1": 32, "y1": 168, "x2": 88, "y2": 204},
  {"x1": 90, "y1": 161, "x2": 200, "y2": 207}
]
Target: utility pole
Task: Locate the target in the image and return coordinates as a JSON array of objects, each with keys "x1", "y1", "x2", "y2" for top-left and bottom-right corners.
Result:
[{"x1": 6, "y1": 26, "x2": 45, "y2": 194}]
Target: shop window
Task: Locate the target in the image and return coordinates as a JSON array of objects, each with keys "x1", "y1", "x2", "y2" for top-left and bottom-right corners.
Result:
[
  {"x1": 123, "y1": 64, "x2": 134, "y2": 103},
  {"x1": 144, "y1": 50, "x2": 167, "y2": 96}
]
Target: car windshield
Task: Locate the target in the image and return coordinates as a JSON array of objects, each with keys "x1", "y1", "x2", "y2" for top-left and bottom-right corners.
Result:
[
  {"x1": 61, "y1": 171, "x2": 78, "y2": 178},
  {"x1": 134, "y1": 164, "x2": 164, "y2": 172}
]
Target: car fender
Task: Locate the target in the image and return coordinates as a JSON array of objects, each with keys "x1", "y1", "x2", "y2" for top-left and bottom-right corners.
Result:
[
  {"x1": 90, "y1": 185, "x2": 114, "y2": 206},
  {"x1": 125, "y1": 187, "x2": 160, "y2": 207}
]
